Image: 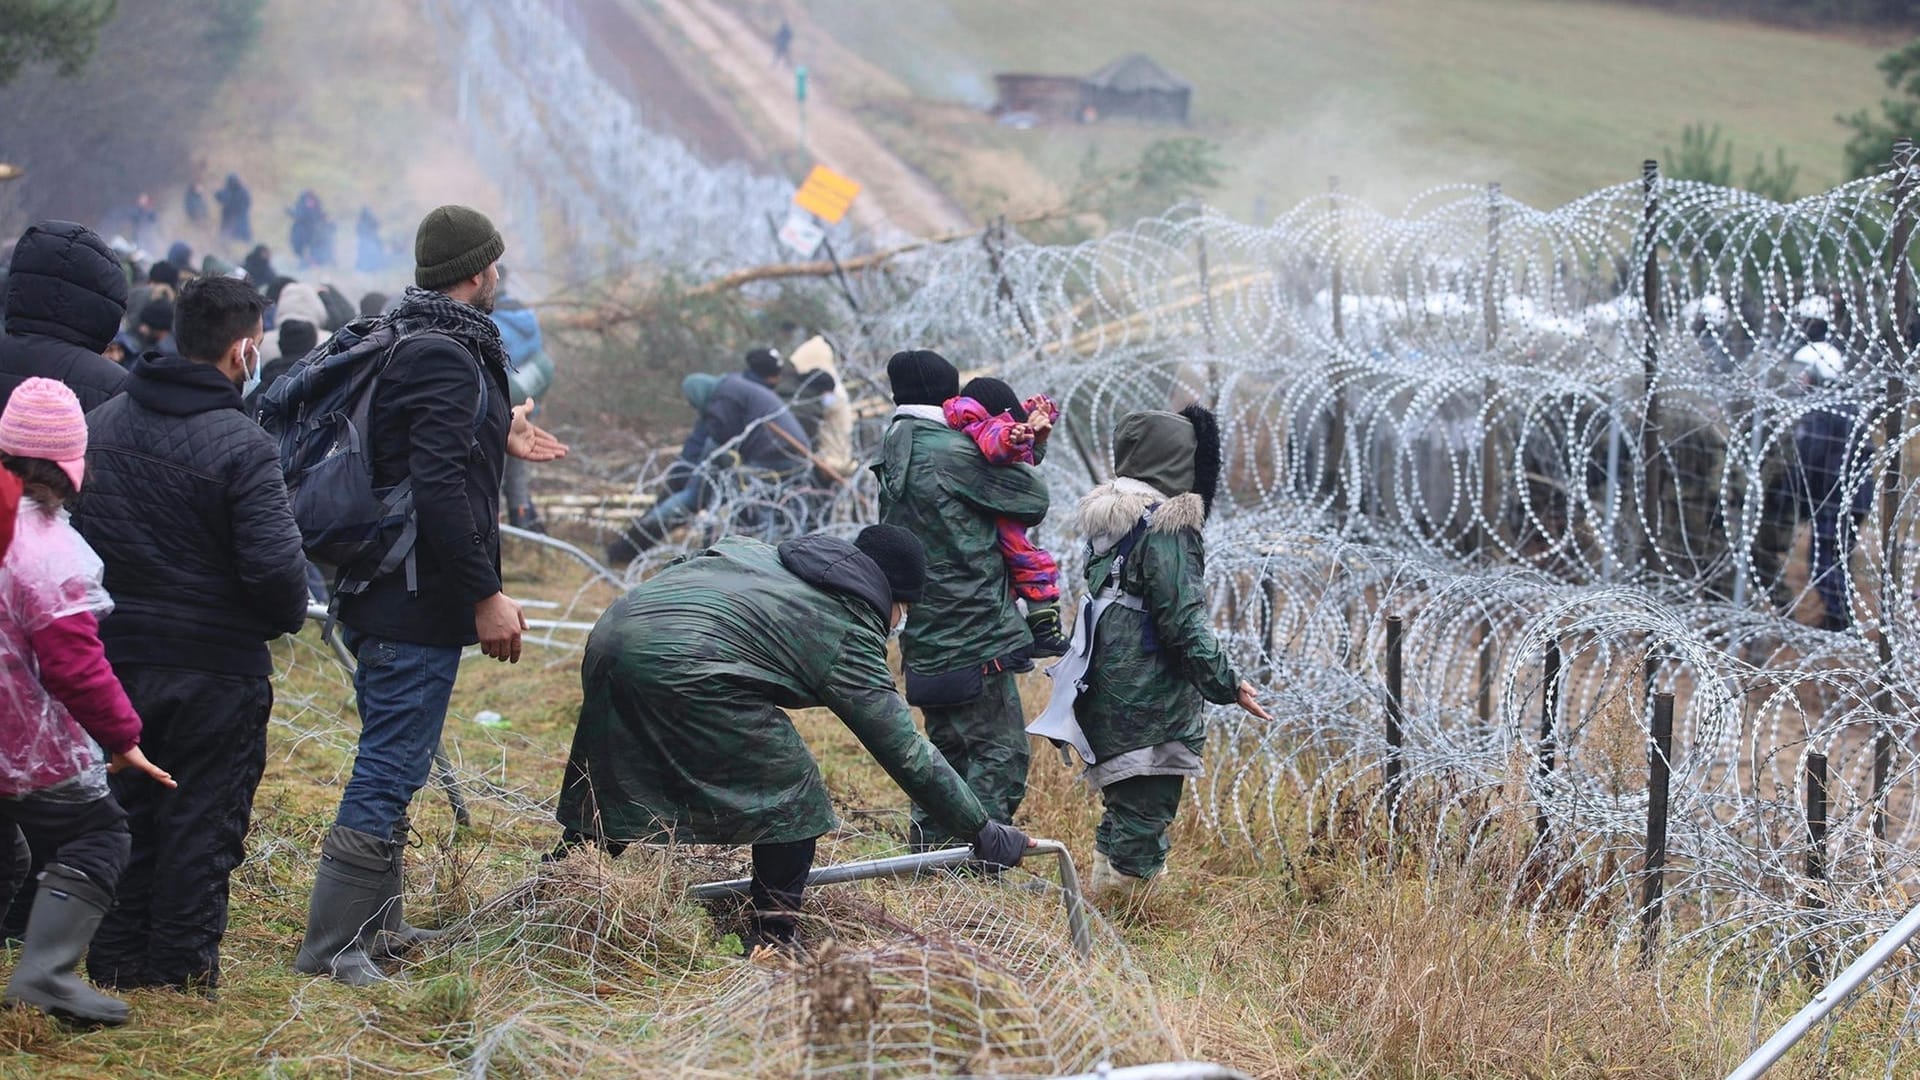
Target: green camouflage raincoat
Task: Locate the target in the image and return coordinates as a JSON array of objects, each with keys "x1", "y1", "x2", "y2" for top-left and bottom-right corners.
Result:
[
  {"x1": 872, "y1": 409, "x2": 1050, "y2": 673},
  {"x1": 555, "y1": 535, "x2": 989, "y2": 846},
  {"x1": 1073, "y1": 479, "x2": 1239, "y2": 765}
]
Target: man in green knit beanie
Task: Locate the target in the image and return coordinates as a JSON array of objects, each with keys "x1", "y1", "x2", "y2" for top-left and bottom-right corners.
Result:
[{"x1": 294, "y1": 205, "x2": 566, "y2": 985}]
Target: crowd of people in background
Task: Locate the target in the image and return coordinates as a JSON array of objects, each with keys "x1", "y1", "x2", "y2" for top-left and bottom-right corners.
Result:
[{"x1": 112, "y1": 174, "x2": 396, "y2": 280}]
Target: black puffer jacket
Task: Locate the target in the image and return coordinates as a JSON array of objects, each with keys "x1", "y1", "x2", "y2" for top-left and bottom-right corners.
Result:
[
  {"x1": 0, "y1": 221, "x2": 129, "y2": 411},
  {"x1": 335, "y1": 331, "x2": 510, "y2": 647},
  {"x1": 77, "y1": 352, "x2": 310, "y2": 677}
]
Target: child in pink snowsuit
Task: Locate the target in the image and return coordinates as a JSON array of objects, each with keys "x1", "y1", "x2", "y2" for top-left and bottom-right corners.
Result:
[
  {"x1": 0, "y1": 378, "x2": 173, "y2": 1026},
  {"x1": 944, "y1": 376, "x2": 1069, "y2": 656}
]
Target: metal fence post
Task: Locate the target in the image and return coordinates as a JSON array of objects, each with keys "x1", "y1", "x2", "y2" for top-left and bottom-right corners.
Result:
[
  {"x1": 1639, "y1": 159, "x2": 1664, "y2": 578},
  {"x1": 1874, "y1": 138, "x2": 1917, "y2": 843},
  {"x1": 1805, "y1": 750, "x2": 1829, "y2": 981},
  {"x1": 1384, "y1": 614, "x2": 1405, "y2": 821},
  {"x1": 1535, "y1": 638, "x2": 1561, "y2": 844},
  {"x1": 1640, "y1": 690, "x2": 1675, "y2": 962}
]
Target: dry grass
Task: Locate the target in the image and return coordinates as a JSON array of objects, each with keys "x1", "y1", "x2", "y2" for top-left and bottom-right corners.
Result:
[{"x1": 0, "y1": 559, "x2": 1901, "y2": 1077}]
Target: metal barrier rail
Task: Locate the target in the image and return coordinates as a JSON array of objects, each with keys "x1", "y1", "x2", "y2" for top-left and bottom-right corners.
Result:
[
  {"x1": 689, "y1": 840, "x2": 1094, "y2": 960},
  {"x1": 1052, "y1": 1066, "x2": 1253, "y2": 1080},
  {"x1": 1724, "y1": 901, "x2": 1920, "y2": 1079}
]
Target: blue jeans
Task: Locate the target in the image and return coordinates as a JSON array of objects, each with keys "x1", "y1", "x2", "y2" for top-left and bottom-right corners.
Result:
[{"x1": 335, "y1": 631, "x2": 461, "y2": 838}]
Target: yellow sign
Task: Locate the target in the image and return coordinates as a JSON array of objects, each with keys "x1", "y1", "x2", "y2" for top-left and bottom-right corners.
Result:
[{"x1": 793, "y1": 165, "x2": 862, "y2": 225}]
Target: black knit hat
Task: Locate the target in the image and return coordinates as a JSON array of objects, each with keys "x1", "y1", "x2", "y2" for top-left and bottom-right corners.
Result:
[
  {"x1": 854, "y1": 524, "x2": 927, "y2": 604},
  {"x1": 414, "y1": 205, "x2": 505, "y2": 290},
  {"x1": 138, "y1": 296, "x2": 173, "y2": 332},
  {"x1": 887, "y1": 349, "x2": 959, "y2": 406},
  {"x1": 959, "y1": 376, "x2": 1026, "y2": 421},
  {"x1": 147, "y1": 260, "x2": 179, "y2": 288},
  {"x1": 745, "y1": 347, "x2": 783, "y2": 380},
  {"x1": 278, "y1": 318, "x2": 319, "y2": 361}
]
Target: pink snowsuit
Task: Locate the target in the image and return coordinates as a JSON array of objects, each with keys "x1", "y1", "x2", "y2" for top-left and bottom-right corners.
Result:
[{"x1": 944, "y1": 396, "x2": 1060, "y2": 604}]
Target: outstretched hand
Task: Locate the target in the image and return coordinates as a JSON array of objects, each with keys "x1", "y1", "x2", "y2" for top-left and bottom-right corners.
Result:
[
  {"x1": 509, "y1": 398, "x2": 570, "y2": 462},
  {"x1": 110, "y1": 746, "x2": 176, "y2": 788},
  {"x1": 1236, "y1": 680, "x2": 1272, "y2": 721}
]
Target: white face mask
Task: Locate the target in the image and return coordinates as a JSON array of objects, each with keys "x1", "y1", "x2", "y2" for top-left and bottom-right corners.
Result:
[
  {"x1": 239, "y1": 339, "x2": 263, "y2": 398},
  {"x1": 889, "y1": 607, "x2": 909, "y2": 640}
]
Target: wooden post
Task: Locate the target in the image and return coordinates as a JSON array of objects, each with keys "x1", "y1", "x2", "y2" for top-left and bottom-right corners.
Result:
[
  {"x1": 1639, "y1": 160, "x2": 1664, "y2": 577},
  {"x1": 1534, "y1": 639, "x2": 1562, "y2": 844},
  {"x1": 1384, "y1": 614, "x2": 1405, "y2": 820},
  {"x1": 1874, "y1": 138, "x2": 1917, "y2": 842},
  {"x1": 1805, "y1": 750, "x2": 1829, "y2": 980},
  {"x1": 1640, "y1": 691, "x2": 1675, "y2": 962}
]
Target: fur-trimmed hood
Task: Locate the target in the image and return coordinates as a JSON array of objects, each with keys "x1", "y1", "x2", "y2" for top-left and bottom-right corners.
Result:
[{"x1": 1077, "y1": 477, "x2": 1207, "y2": 555}]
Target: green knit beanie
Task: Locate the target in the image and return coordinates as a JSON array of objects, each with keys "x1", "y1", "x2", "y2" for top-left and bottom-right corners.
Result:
[{"x1": 414, "y1": 205, "x2": 505, "y2": 290}]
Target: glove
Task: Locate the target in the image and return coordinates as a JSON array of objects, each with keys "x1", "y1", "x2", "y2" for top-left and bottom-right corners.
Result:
[{"x1": 972, "y1": 820, "x2": 1030, "y2": 870}]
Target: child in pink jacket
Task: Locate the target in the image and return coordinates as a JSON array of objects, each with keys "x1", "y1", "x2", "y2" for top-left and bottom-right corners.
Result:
[
  {"x1": 0, "y1": 378, "x2": 172, "y2": 1027},
  {"x1": 943, "y1": 376, "x2": 1069, "y2": 656}
]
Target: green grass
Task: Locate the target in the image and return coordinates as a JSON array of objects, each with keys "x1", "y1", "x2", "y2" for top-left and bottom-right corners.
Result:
[{"x1": 778, "y1": 0, "x2": 1904, "y2": 216}]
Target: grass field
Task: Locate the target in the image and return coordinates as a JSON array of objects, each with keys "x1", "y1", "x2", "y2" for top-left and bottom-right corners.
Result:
[{"x1": 746, "y1": 0, "x2": 1906, "y2": 219}]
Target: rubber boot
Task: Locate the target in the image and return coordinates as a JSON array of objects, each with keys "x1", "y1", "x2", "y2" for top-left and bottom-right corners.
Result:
[
  {"x1": 294, "y1": 825, "x2": 391, "y2": 986},
  {"x1": 2, "y1": 864, "x2": 129, "y2": 1026},
  {"x1": 368, "y1": 823, "x2": 443, "y2": 963},
  {"x1": 1026, "y1": 602, "x2": 1070, "y2": 658},
  {"x1": 1089, "y1": 851, "x2": 1160, "y2": 909}
]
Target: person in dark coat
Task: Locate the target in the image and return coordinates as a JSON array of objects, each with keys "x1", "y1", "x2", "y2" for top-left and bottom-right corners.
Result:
[
  {"x1": 356, "y1": 208, "x2": 384, "y2": 273},
  {"x1": 295, "y1": 205, "x2": 567, "y2": 986},
  {"x1": 289, "y1": 191, "x2": 329, "y2": 268},
  {"x1": 183, "y1": 183, "x2": 208, "y2": 226},
  {"x1": 606, "y1": 365, "x2": 811, "y2": 562},
  {"x1": 242, "y1": 246, "x2": 275, "y2": 290},
  {"x1": 215, "y1": 175, "x2": 252, "y2": 244},
  {"x1": 1791, "y1": 318, "x2": 1870, "y2": 631},
  {"x1": 76, "y1": 276, "x2": 309, "y2": 994},
  {"x1": 873, "y1": 349, "x2": 1048, "y2": 850},
  {"x1": 0, "y1": 221, "x2": 129, "y2": 413},
  {"x1": 556, "y1": 526, "x2": 1031, "y2": 950}
]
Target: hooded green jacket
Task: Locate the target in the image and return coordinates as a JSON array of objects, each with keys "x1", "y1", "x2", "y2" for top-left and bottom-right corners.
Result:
[
  {"x1": 1073, "y1": 480, "x2": 1239, "y2": 760},
  {"x1": 873, "y1": 412, "x2": 1050, "y2": 673},
  {"x1": 556, "y1": 534, "x2": 990, "y2": 845}
]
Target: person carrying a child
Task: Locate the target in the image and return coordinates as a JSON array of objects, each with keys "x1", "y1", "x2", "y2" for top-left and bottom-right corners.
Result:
[
  {"x1": 0, "y1": 378, "x2": 174, "y2": 1026},
  {"x1": 942, "y1": 377, "x2": 1070, "y2": 656}
]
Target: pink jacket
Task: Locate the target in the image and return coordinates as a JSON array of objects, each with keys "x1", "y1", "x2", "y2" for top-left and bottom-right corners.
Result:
[
  {"x1": 0, "y1": 502, "x2": 140, "y2": 798},
  {"x1": 944, "y1": 397, "x2": 1035, "y2": 466}
]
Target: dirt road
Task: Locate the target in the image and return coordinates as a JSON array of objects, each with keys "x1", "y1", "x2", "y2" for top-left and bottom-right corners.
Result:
[{"x1": 653, "y1": 0, "x2": 973, "y2": 239}]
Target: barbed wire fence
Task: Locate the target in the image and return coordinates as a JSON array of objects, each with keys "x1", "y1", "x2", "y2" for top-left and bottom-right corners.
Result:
[{"x1": 322, "y1": 5, "x2": 1920, "y2": 1069}]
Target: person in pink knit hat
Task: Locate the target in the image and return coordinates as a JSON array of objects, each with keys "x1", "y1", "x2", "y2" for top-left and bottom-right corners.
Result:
[{"x1": 0, "y1": 377, "x2": 172, "y2": 1027}]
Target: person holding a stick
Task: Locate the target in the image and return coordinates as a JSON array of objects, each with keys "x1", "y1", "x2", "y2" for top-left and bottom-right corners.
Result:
[{"x1": 556, "y1": 525, "x2": 1031, "y2": 952}]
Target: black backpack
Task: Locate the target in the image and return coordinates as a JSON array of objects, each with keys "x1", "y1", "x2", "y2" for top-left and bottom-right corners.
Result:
[{"x1": 257, "y1": 317, "x2": 486, "y2": 596}]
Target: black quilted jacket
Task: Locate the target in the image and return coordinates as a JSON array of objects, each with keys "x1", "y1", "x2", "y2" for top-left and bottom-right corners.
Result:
[
  {"x1": 77, "y1": 351, "x2": 310, "y2": 677},
  {"x1": 0, "y1": 221, "x2": 129, "y2": 411}
]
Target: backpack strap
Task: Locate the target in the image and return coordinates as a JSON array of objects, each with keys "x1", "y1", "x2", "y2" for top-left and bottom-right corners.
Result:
[
  {"x1": 1097, "y1": 507, "x2": 1160, "y2": 654},
  {"x1": 338, "y1": 331, "x2": 492, "y2": 598}
]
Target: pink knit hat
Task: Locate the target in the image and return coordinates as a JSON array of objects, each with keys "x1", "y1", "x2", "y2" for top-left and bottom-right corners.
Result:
[{"x1": 0, "y1": 378, "x2": 88, "y2": 493}]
